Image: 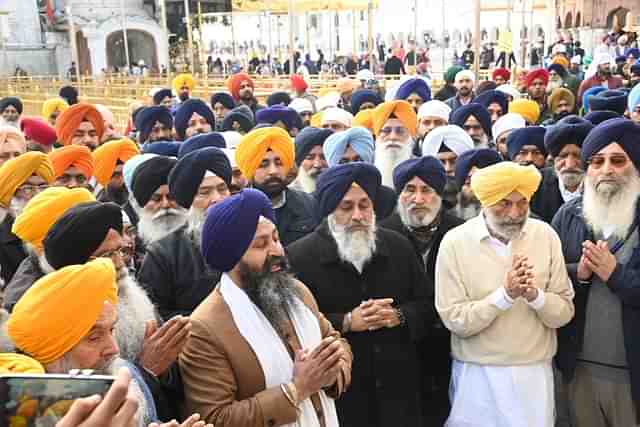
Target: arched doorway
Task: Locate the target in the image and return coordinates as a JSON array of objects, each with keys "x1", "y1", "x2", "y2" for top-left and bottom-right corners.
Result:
[
  {"x1": 76, "y1": 30, "x2": 92, "y2": 75},
  {"x1": 564, "y1": 12, "x2": 573, "y2": 29},
  {"x1": 607, "y1": 7, "x2": 629, "y2": 30},
  {"x1": 106, "y1": 29, "x2": 158, "y2": 71},
  {"x1": 575, "y1": 12, "x2": 581, "y2": 28}
]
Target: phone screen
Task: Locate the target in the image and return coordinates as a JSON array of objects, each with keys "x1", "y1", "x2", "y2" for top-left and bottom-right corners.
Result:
[{"x1": 0, "y1": 375, "x2": 114, "y2": 426}]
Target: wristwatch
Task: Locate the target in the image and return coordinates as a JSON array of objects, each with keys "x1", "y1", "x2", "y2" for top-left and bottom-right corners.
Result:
[{"x1": 342, "y1": 311, "x2": 353, "y2": 333}]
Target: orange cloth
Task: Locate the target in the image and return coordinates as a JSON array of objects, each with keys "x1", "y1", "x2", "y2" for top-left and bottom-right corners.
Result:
[
  {"x1": 353, "y1": 109, "x2": 375, "y2": 133},
  {"x1": 552, "y1": 55, "x2": 570, "y2": 70},
  {"x1": 235, "y1": 127, "x2": 294, "y2": 179},
  {"x1": 371, "y1": 100, "x2": 418, "y2": 137},
  {"x1": 49, "y1": 145, "x2": 94, "y2": 179},
  {"x1": 227, "y1": 72, "x2": 254, "y2": 100},
  {"x1": 0, "y1": 353, "x2": 45, "y2": 374},
  {"x1": 0, "y1": 152, "x2": 55, "y2": 207},
  {"x1": 92, "y1": 138, "x2": 140, "y2": 186},
  {"x1": 55, "y1": 103, "x2": 104, "y2": 146}
]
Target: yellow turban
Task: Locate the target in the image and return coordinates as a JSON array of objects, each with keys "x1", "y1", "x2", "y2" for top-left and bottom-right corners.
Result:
[
  {"x1": 41, "y1": 98, "x2": 69, "y2": 120},
  {"x1": 353, "y1": 109, "x2": 375, "y2": 133},
  {"x1": 235, "y1": 127, "x2": 294, "y2": 180},
  {"x1": 12, "y1": 187, "x2": 95, "y2": 250},
  {"x1": 551, "y1": 55, "x2": 570, "y2": 70},
  {"x1": 372, "y1": 100, "x2": 418, "y2": 137},
  {"x1": 470, "y1": 162, "x2": 542, "y2": 208},
  {"x1": 310, "y1": 111, "x2": 324, "y2": 128},
  {"x1": 0, "y1": 353, "x2": 45, "y2": 374},
  {"x1": 172, "y1": 73, "x2": 196, "y2": 93},
  {"x1": 7, "y1": 258, "x2": 118, "y2": 365},
  {"x1": 508, "y1": 99, "x2": 541, "y2": 125},
  {"x1": 0, "y1": 152, "x2": 55, "y2": 207},
  {"x1": 92, "y1": 138, "x2": 140, "y2": 186}
]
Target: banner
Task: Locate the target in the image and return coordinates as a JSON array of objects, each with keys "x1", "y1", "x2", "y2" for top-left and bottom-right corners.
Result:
[
  {"x1": 498, "y1": 29, "x2": 513, "y2": 54},
  {"x1": 231, "y1": 0, "x2": 378, "y2": 13}
]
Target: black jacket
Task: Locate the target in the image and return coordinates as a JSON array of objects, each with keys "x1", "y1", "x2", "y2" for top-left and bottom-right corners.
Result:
[
  {"x1": 277, "y1": 188, "x2": 318, "y2": 247},
  {"x1": 287, "y1": 221, "x2": 434, "y2": 427},
  {"x1": 384, "y1": 57, "x2": 405, "y2": 75},
  {"x1": 3, "y1": 253, "x2": 44, "y2": 313},
  {"x1": 137, "y1": 227, "x2": 220, "y2": 321},
  {"x1": 0, "y1": 214, "x2": 26, "y2": 286},
  {"x1": 530, "y1": 167, "x2": 565, "y2": 224}
]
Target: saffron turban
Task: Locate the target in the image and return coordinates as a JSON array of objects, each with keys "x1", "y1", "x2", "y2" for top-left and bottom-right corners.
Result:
[
  {"x1": 55, "y1": 103, "x2": 105, "y2": 146},
  {"x1": 470, "y1": 162, "x2": 542, "y2": 208},
  {"x1": 227, "y1": 72, "x2": 254, "y2": 101},
  {"x1": 394, "y1": 78, "x2": 431, "y2": 103},
  {"x1": 506, "y1": 126, "x2": 547, "y2": 160},
  {"x1": 628, "y1": 84, "x2": 640, "y2": 113},
  {"x1": 12, "y1": 187, "x2": 95, "y2": 249},
  {"x1": 0, "y1": 152, "x2": 54, "y2": 207},
  {"x1": 353, "y1": 109, "x2": 375, "y2": 133},
  {"x1": 450, "y1": 103, "x2": 493, "y2": 138},
  {"x1": 582, "y1": 86, "x2": 606, "y2": 113},
  {"x1": 372, "y1": 100, "x2": 418, "y2": 137},
  {"x1": 551, "y1": 55, "x2": 570, "y2": 70},
  {"x1": 474, "y1": 90, "x2": 509, "y2": 115},
  {"x1": 323, "y1": 127, "x2": 375, "y2": 167},
  {"x1": 0, "y1": 126, "x2": 26, "y2": 151},
  {"x1": 179, "y1": 132, "x2": 226, "y2": 158},
  {"x1": 7, "y1": 258, "x2": 118, "y2": 365},
  {"x1": 351, "y1": 89, "x2": 383, "y2": 114},
  {"x1": 59, "y1": 86, "x2": 79, "y2": 105},
  {"x1": 295, "y1": 127, "x2": 333, "y2": 166},
  {"x1": 135, "y1": 106, "x2": 173, "y2": 144},
  {"x1": 525, "y1": 68, "x2": 550, "y2": 88},
  {"x1": 584, "y1": 110, "x2": 619, "y2": 125},
  {"x1": 49, "y1": 145, "x2": 94, "y2": 179},
  {"x1": 0, "y1": 97, "x2": 23, "y2": 114},
  {"x1": 123, "y1": 153, "x2": 157, "y2": 193},
  {"x1": 174, "y1": 99, "x2": 216, "y2": 140},
  {"x1": 201, "y1": 188, "x2": 275, "y2": 272},
  {"x1": 544, "y1": 115, "x2": 594, "y2": 157},
  {"x1": 41, "y1": 98, "x2": 68, "y2": 120},
  {"x1": 508, "y1": 99, "x2": 540, "y2": 124},
  {"x1": 418, "y1": 100, "x2": 451, "y2": 121},
  {"x1": 582, "y1": 118, "x2": 640, "y2": 171},
  {"x1": 548, "y1": 88, "x2": 575, "y2": 113},
  {"x1": 290, "y1": 74, "x2": 308, "y2": 92},
  {"x1": 0, "y1": 353, "x2": 44, "y2": 374},
  {"x1": 454, "y1": 148, "x2": 502, "y2": 188},
  {"x1": 267, "y1": 92, "x2": 292, "y2": 107},
  {"x1": 421, "y1": 125, "x2": 474, "y2": 157},
  {"x1": 315, "y1": 163, "x2": 381, "y2": 219},
  {"x1": 492, "y1": 113, "x2": 526, "y2": 141},
  {"x1": 210, "y1": 92, "x2": 236, "y2": 110},
  {"x1": 589, "y1": 90, "x2": 628, "y2": 115},
  {"x1": 131, "y1": 156, "x2": 177, "y2": 207},
  {"x1": 235, "y1": 127, "x2": 294, "y2": 179},
  {"x1": 393, "y1": 156, "x2": 446, "y2": 195},
  {"x1": 92, "y1": 138, "x2": 140, "y2": 186},
  {"x1": 21, "y1": 117, "x2": 57, "y2": 146},
  {"x1": 172, "y1": 73, "x2": 196, "y2": 93},
  {"x1": 142, "y1": 141, "x2": 180, "y2": 157},
  {"x1": 256, "y1": 105, "x2": 300, "y2": 130},
  {"x1": 492, "y1": 68, "x2": 511, "y2": 82},
  {"x1": 153, "y1": 88, "x2": 173, "y2": 106}
]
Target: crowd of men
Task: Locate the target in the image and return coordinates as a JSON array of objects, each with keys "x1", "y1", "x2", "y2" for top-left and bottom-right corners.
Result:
[{"x1": 0, "y1": 41, "x2": 638, "y2": 427}]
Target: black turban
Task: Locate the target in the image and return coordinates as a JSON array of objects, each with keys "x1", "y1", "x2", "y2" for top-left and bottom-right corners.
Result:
[
  {"x1": 267, "y1": 91, "x2": 292, "y2": 107},
  {"x1": 0, "y1": 97, "x2": 23, "y2": 115},
  {"x1": 315, "y1": 163, "x2": 381, "y2": 220},
  {"x1": 142, "y1": 141, "x2": 180, "y2": 157},
  {"x1": 392, "y1": 156, "x2": 447, "y2": 195},
  {"x1": 210, "y1": 92, "x2": 236, "y2": 110},
  {"x1": 294, "y1": 127, "x2": 333, "y2": 166},
  {"x1": 174, "y1": 98, "x2": 216, "y2": 140},
  {"x1": 589, "y1": 90, "x2": 628, "y2": 116},
  {"x1": 131, "y1": 156, "x2": 177, "y2": 206},
  {"x1": 506, "y1": 126, "x2": 547, "y2": 160},
  {"x1": 153, "y1": 89, "x2": 173, "y2": 106},
  {"x1": 474, "y1": 90, "x2": 509, "y2": 116},
  {"x1": 43, "y1": 201, "x2": 123, "y2": 270},
  {"x1": 256, "y1": 106, "x2": 300, "y2": 131},
  {"x1": 583, "y1": 110, "x2": 620, "y2": 125},
  {"x1": 450, "y1": 103, "x2": 493, "y2": 139},
  {"x1": 222, "y1": 106, "x2": 255, "y2": 133},
  {"x1": 582, "y1": 118, "x2": 640, "y2": 171},
  {"x1": 135, "y1": 106, "x2": 173, "y2": 144},
  {"x1": 544, "y1": 115, "x2": 594, "y2": 157},
  {"x1": 350, "y1": 89, "x2": 383, "y2": 114},
  {"x1": 169, "y1": 147, "x2": 232, "y2": 208},
  {"x1": 178, "y1": 132, "x2": 226, "y2": 158},
  {"x1": 547, "y1": 63, "x2": 568, "y2": 79},
  {"x1": 59, "y1": 86, "x2": 79, "y2": 105},
  {"x1": 454, "y1": 148, "x2": 502, "y2": 188}
]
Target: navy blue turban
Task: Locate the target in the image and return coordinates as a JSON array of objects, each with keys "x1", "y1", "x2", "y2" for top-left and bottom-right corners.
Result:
[
  {"x1": 474, "y1": 90, "x2": 509, "y2": 115},
  {"x1": 395, "y1": 78, "x2": 431, "y2": 103},
  {"x1": 589, "y1": 90, "x2": 628, "y2": 116},
  {"x1": 294, "y1": 127, "x2": 333, "y2": 166},
  {"x1": 256, "y1": 105, "x2": 300, "y2": 131},
  {"x1": 201, "y1": 188, "x2": 275, "y2": 272},
  {"x1": 582, "y1": 118, "x2": 640, "y2": 171},
  {"x1": 174, "y1": 98, "x2": 216, "y2": 140},
  {"x1": 267, "y1": 91, "x2": 292, "y2": 107},
  {"x1": 169, "y1": 147, "x2": 232, "y2": 208},
  {"x1": 450, "y1": 103, "x2": 493, "y2": 139},
  {"x1": 0, "y1": 97, "x2": 23, "y2": 114},
  {"x1": 131, "y1": 156, "x2": 177, "y2": 207},
  {"x1": 544, "y1": 115, "x2": 594, "y2": 157},
  {"x1": 392, "y1": 156, "x2": 446, "y2": 195},
  {"x1": 178, "y1": 132, "x2": 226, "y2": 158},
  {"x1": 351, "y1": 89, "x2": 383, "y2": 113},
  {"x1": 153, "y1": 89, "x2": 173, "y2": 106},
  {"x1": 59, "y1": 86, "x2": 79, "y2": 105},
  {"x1": 210, "y1": 92, "x2": 236, "y2": 110},
  {"x1": 547, "y1": 63, "x2": 568, "y2": 78},
  {"x1": 142, "y1": 141, "x2": 180, "y2": 157},
  {"x1": 135, "y1": 106, "x2": 173, "y2": 144},
  {"x1": 616, "y1": 55, "x2": 627, "y2": 64},
  {"x1": 454, "y1": 148, "x2": 502, "y2": 188},
  {"x1": 627, "y1": 48, "x2": 640, "y2": 60},
  {"x1": 506, "y1": 126, "x2": 547, "y2": 160},
  {"x1": 222, "y1": 106, "x2": 255, "y2": 133},
  {"x1": 631, "y1": 62, "x2": 640, "y2": 75},
  {"x1": 584, "y1": 110, "x2": 621, "y2": 125},
  {"x1": 315, "y1": 163, "x2": 381, "y2": 220}
]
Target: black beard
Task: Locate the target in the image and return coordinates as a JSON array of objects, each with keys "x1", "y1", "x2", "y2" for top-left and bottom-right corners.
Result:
[
  {"x1": 254, "y1": 177, "x2": 286, "y2": 198},
  {"x1": 179, "y1": 92, "x2": 189, "y2": 102},
  {"x1": 442, "y1": 176, "x2": 460, "y2": 209},
  {"x1": 106, "y1": 184, "x2": 129, "y2": 205},
  {"x1": 597, "y1": 69, "x2": 611, "y2": 80},
  {"x1": 240, "y1": 91, "x2": 254, "y2": 102}
]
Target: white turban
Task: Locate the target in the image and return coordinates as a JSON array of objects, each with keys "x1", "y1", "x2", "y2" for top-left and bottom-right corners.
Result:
[
  {"x1": 496, "y1": 84, "x2": 522, "y2": 100},
  {"x1": 492, "y1": 113, "x2": 526, "y2": 141},
  {"x1": 356, "y1": 69, "x2": 374, "y2": 81},
  {"x1": 222, "y1": 131, "x2": 241, "y2": 150},
  {"x1": 421, "y1": 125, "x2": 474, "y2": 157},
  {"x1": 320, "y1": 107, "x2": 353, "y2": 128},
  {"x1": 222, "y1": 148, "x2": 237, "y2": 168},
  {"x1": 290, "y1": 98, "x2": 314, "y2": 114},
  {"x1": 594, "y1": 52, "x2": 613, "y2": 66},
  {"x1": 418, "y1": 100, "x2": 452, "y2": 121},
  {"x1": 316, "y1": 92, "x2": 341, "y2": 111},
  {"x1": 455, "y1": 70, "x2": 476, "y2": 83}
]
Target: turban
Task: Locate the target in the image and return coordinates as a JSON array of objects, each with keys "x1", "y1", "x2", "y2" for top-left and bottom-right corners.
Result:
[
  {"x1": 616, "y1": 54, "x2": 628, "y2": 63},
  {"x1": 96, "y1": 105, "x2": 114, "y2": 126},
  {"x1": 506, "y1": 126, "x2": 547, "y2": 160},
  {"x1": 476, "y1": 81, "x2": 497, "y2": 95},
  {"x1": 393, "y1": 156, "x2": 446, "y2": 195},
  {"x1": 337, "y1": 77, "x2": 358, "y2": 95},
  {"x1": 235, "y1": 127, "x2": 294, "y2": 179},
  {"x1": 135, "y1": 106, "x2": 173, "y2": 144},
  {"x1": 589, "y1": 90, "x2": 628, "y2": 115},
  {"x1": 450, "y1": 103, "x2": 493, "y2": 138},
  {"x1": 55, "y1": 103, "x2": 105, "y2": 146},
  {"x1": 256, "y1": 105, "x2": 300, "y2": 130},
  {"x1": 290, "y1": 98, "x2": 314, "y2": 115},
  {"x1": 174, "y1": 99, "x2": 216, "y2": 140},
  {"x1": 548, "y1": 88, "x2": 576, "y2": 113},
  {"x1": 172, "y1": 73, "x2": 196, "y2": 93},
  {"x1": 59, "y1": 86, "x2": 79, "y2": 105},
  {"x1": 455, "y1": 148, "x2": 502, "y2": 188},
  {"x1": 470, "y1": 162, "x2": 542, "y2": 207},
  {"x1": 169, "y1": 147, "x2": 232, "y2": 208},
  {"x1": 324, "y1": 127, "x2": 375, "y2": 167},
  {"x1": 49, "y1": 145, "x2": 94, "y2": 179},
  {"x1": 629, "y1": 84, "x2": 640, "y2": 113},
  {"x1": 496, "y1": 84, "x2": 522, "y2": 101},
  {"x1": 372, "y1": 100, "x2": 417, "y2": 137},
  {"x1": 544, "y1": 115, "x2": 594, "y2": 157},
  {"x1": 0, "y1": 152, "x2": 54, "y2": 207},
  {"x1": 418, "y1": 100, "x2": 451, "y2": 121},
  {"x1": 227, "y1": 72, "x2": 254, "y2": 100},
  {"x1": 222, "y1": 105, "x2": 255, "y2": 133},
  {"x1": 179, "y1": 132, "x2": 226, "y2": 158},
  {"x1": 445, "y1": 66, "x2": 464, "y2": 83},
  {"x1": 123, "y1": 153, "x2": 157, "y2": 193},
  {"x1": 492, "y1": 68, "x2": 511, "y2": 82},
  {"x1": 320, "y1": 107, "x2": 353, "y2": 128},
  {"x1": 142, "y1": 141, "x2": 180, "y2": 157},
  {"x1": 582, "y1": 118, "x2": 640, "y2": 171},
  {"x1": 394, "y1": 78, "x2": 431, "y2": 103},
  {"x1": 421, "y1": 125, "x2": 474, "y2": 157},
  {"x1": 584, "y1": 110, "x2": 620, "y2": 125},
  {"x1": 356, "y1": 69, "x2": 374, "y2": 82},
  {"x1": 525, "y1": 69, "x2": 549, "y2": 88},
  {"x1": 492, "y1": 113, "x2": 526, "y2": 141},
  {"x1": 0, "y1": 353, "x2": 44, "y2": 374},
  {"x1": 508, "y1": 99, "x2": 540, "y2": 124},
  {"x1": 41, "y1": 98, "x2": 68, "y2": 120},
  {"x1": 44, "y1": 202, "x2": 123, "y2": 270},
  {"x1": 267, "y1": 92, "x2": 292, "y2": 107},
  {"x1": 153, "y1": 88, "x2": 173, "y2": 105},
  {"x1": 316, "y1": 163, "x2": 381, "y2": 219},
  {"x1": 222, "y1": 131, "x2": 241, "y2": 149},
  {"x1": 294, "y1": 127, "x2": 333, "y2": 166},
  {"x1": 201, "y1": 188, "x2": 275, "y2": 272},
  {"x1": 20, "y1": 118, "x2": 57, "y2": 146},
  {"x1": 552, "y1": 55, "x2": 570, "y2": 70},
  {"x1": 210, "y1": 92, "x2": 236, "y2": 110},
  {"x1": 547, "y1": 63, "x2": 568, "y2": 79},
  {"x1": 582, "y1": 86, "x2": 607, "y2": 113},
  {"x1": 631, "y1": 61, "x2": 640, "y2": 76},
  {"x1": 316, "y1": 92, "x2": 341, "y2": 111},
  {"x1": 351, "y1": 89, "x2": 383, "y2": 114},
  {"x1": 626, "y1": 48, "x2": 640, "y2": 59},
  {"x1": 455, "y1": 70, "x2": 475, "y2": 83},
  {"x1": 291, "y1": 75, "x2": 308, "y2": 93},
  {"x1": 12, "y1": 187, "x2": 94, "y2": 249},
  {"x1": 92, "y1": 138, "x2": 140, "y2": 186},
  {"x1": 353, "y1": 109, "x2": 374, "y2": 133},
  {"x1": 7, "y1": 258, "x2": 117, "y2": 365},
  {"x1": 0, "y1": 97, "x2": 23, "y2": 114},
  {"x1": 131, "y1": 155, "x2": 177, "y2": 207},
  {"x1": 474, "y1": 90, "x2": 509, "y2": 115}
]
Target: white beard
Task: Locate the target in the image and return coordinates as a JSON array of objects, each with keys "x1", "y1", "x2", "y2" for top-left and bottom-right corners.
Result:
[
  {"x1": 0, "y1": 206, "x2": 7, "y2": 224},
  {"x1": 374, "y1": 140, "x2": 413, "y2": 188},
  {"x1": 37, "y1": 252, "x2": 55, "y2": 274},
  {"x1": 9, "y1": 197, "x2": 27, "y2": 218},
  {"x1": 328, "y1": 213, "x2": 377, "y2": 274},
  {"x1": 484, "y1": 208, "x2": 529, "y2": 243},
  {"x1": 108, "y1": 358, "x2": 152, "y2": 427},
  {"x1": 137, "y1": 207, "x2": 187, "y2": 244},
  {"x1": 293, "y1": 166, "x2": 319, "y2": 194},
  {"x1": 397, "y1": 196, "x2": 442, "y2": 229},
  {"x1": 186, "y1": 205, "x2": 206, "y2": 248}
]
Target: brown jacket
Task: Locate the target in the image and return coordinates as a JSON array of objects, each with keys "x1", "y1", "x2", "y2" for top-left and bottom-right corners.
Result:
[{"x1": 179, "y1": 280, "x2": 352, "y2": 427}]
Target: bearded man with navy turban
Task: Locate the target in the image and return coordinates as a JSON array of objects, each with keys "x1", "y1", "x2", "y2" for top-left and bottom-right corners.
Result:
[{"x1": 174, "y1": 99, "x2": 216, "y2": 141}]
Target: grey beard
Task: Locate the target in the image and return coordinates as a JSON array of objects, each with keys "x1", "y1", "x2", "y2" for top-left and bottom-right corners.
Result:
[
  {"x1": 186, "y1": 206, "x2": 206, "y2": 248},
  {"x1": 484, "y1": 208, "x2": 529, "y2": 243},
  {"x1": 559, "y1": 170, "x2": 584, "y2": 190},
  {"x1": 328, "y1": 213, "x2": 377, "y2": 274},
  {"x1": 293, "y1": 166, "x2": 319, "y2": 194},
  {"x1": 137, "y1": 208, "x2": 187, "y2": 244},
  {"x1": 397, "y1": 198, "x2": 442, "y2": 229}
]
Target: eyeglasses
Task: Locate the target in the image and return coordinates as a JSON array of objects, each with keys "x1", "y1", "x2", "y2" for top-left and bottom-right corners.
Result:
[
  {"x1": 90, "y1": 248, "x2": 127, "y2": 261},
  {"x1": 587, "y1": 155, "x2": 628, "y2": 169},
  {"x1": 16, "y1": 184, "x2": 49, "y2": 197},
  {"x1": 379, "y1": 126, "x2": 408, "y2": 137}
]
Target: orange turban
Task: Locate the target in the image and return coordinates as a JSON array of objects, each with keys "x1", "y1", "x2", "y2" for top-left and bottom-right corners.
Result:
[
  {"x1": 92, "y1": 138, "x2": 140, "y2": 186},
  {"x1": 55, "y1": 103, "x2": 104, "y2": 146},
  {"x1": 470, "y1": 162, "x2": 541, "y2": 207},
  {"x1": 552, "y1": 55, "x2": 570, "y2": 70},
  {"x1": 353, "y1": 109, "x2": 375, "y2": 133},
  {"x1": 12, "y1": 187, "x2": 95, "y2": 250},
  {"x1": 0, "y1": 353, "x2": 45, "y2": 374},
  {"x1": 227, "y1": 72, "x2": 254, "y2": 101},
  {"x1": 0, "y1": 152, "x2": 55, "y2": 207},
  {"x1": 372, "y1": 100, "x2": 418, "y2": 137},
  {"x1": 235, "y1": 127, "x2": 294, "y2": 180},
  {"x1": 49, "y1": 145, "x2": 94, "y2": 179},
  {"x1": 7, "y1": 258, "x2": 118, "y2": 365}
]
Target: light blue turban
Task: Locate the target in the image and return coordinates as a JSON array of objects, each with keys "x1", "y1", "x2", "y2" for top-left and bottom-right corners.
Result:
[{"x1": 322, "y1": 127, "x2": 375, "y2": 167}]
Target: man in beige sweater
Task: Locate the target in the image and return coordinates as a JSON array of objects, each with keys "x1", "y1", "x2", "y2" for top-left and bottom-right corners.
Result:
[{"x1": 435, "y1": 162, "x2": 575, "y2": 427}]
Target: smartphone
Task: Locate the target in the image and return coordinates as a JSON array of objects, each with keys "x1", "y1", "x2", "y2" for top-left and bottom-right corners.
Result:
[{"x1": 0, "y1": 374, "x2": 114, "y2": 426}]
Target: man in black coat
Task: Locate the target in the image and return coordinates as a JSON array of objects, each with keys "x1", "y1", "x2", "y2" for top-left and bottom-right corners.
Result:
[
  {"x1": 288, "y1": 163, "x2": 434, "y2": 427},
  {"x1": 0, "y1": 213, "x2": 26, "y2": 287}
]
